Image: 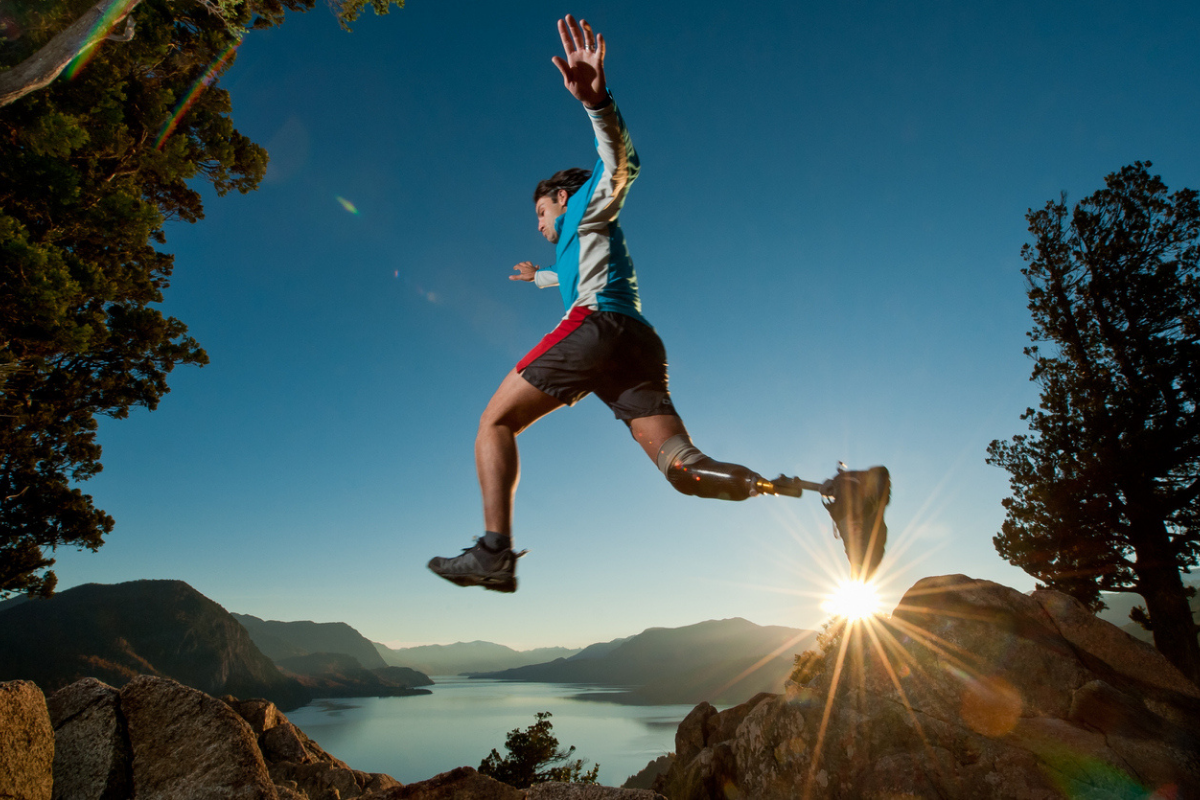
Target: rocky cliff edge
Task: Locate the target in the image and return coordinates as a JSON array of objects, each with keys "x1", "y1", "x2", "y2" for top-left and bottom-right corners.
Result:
[
  {"x1": 651, "y1": 574, "x2": 1200, "y2": 799},
  {"x1": 0, "y1": 673, "x2": 664, "y2": 800}
]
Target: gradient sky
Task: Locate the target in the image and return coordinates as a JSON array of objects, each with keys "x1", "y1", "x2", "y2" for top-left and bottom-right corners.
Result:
[{"x1": 50, "y1": 0, "x2": 1200, "y2": 650}]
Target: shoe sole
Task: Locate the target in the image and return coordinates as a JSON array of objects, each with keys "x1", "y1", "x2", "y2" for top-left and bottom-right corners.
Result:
[
  {"x1": 430, "y1": 568, "x2": 515, "y2": 590},
  {"x1": 427, "y1": 549, "x2": 526, "y2": 594}
]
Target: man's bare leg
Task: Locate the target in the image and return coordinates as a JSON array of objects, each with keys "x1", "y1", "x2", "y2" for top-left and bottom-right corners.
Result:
[
  {"x1": 629, "y1": 414, "x2": 690, "y2": 463},
  {"x1": 428, "y1": 369, "x2": 562, "y2": 593},
  {"x1": 477, "y1": 368, "x2": 564, "y2": 537}
]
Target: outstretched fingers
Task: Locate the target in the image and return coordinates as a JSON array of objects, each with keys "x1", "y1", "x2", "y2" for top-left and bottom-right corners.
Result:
[
  {"x1": 557, "y1": 16, "x2": 576, "y2": 55},
  {"x1": 557, "y1": 15, "x2": 600, "y2": 57},
  {"x1": 551, "y1": 14, "x2": 607, "y2": 105}
]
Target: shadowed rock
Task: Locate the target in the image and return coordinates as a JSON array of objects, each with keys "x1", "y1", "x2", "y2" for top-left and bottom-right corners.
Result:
[
  {"x1": 47, "y1": 678, "x2": 130, "y2": 800},
  {"x1": 358, "y1": 766, "x2": 522, "y2": 799},
  {"x1": 119, "y1": 676, "x2": 276, "y2": 800},
  {"x1": 526, "y1": 784, "x2": 666, "y2": 799}
]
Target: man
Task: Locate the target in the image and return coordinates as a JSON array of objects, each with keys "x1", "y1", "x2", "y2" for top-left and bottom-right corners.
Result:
[{"x1": 428, "y1": 15, "x2": 889, "y2": 593}]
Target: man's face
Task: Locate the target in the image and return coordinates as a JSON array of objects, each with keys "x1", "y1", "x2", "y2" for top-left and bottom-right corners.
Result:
[{"x1": 535, "y1": 191, "x2": 569, "y2": 244}]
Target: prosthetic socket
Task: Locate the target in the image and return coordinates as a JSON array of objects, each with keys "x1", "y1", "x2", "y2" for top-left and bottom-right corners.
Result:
[{"x1": 656, "y1": 434, "x2": 762, "y2": 501}]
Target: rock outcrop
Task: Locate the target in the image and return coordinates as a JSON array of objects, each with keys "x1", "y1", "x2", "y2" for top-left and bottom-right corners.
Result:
[
  {"x1": 525, "y1": 784, "x2": 664, "y2": 799},
  {"x1": 1, "y1": 676, "x2": 663, "y2": 800},
  {"x1": 652, "y1": 575, "x2": 1200, "y2": 799}
]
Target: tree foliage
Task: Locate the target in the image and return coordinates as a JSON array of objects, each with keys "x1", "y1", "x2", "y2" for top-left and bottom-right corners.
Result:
[
  {"x1": 478, "y1": 712, "x2": 600, "y2": 789},
  {"x1": 987, "y1": 161, "x2": 1200, "y2": 681},
  {"x1": 0, "y1": 0, "x2": 400, "y2": 597}
]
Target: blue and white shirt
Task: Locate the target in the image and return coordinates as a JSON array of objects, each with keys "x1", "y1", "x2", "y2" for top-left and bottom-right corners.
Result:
[{"x1": 533, "y1": 94, "x2": 648, "y2": 327}]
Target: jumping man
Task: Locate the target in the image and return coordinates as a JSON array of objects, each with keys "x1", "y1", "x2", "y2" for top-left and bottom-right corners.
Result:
[{"x1": 428, "y1": 15, "x2": 890, "y2": 593}]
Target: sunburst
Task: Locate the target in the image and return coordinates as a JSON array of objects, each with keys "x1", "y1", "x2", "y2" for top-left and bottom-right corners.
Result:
[{"x1": 820, "y1": 579, "x2": 883, "y2": 621}]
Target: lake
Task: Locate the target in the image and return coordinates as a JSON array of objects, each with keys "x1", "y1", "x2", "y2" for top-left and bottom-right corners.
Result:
[{"x1": 285, "y1": 677, "x2": 702, "y2": 787}]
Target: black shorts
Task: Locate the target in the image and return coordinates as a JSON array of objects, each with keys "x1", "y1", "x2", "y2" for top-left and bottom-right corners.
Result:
[{"x1": 516, "y1": 308, "x2": 678, "y2": 421}]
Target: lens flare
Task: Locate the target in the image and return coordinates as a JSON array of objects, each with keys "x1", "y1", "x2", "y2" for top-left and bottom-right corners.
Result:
[
  {"x1": 64, "y1": 0, "x2": 140, "y2": 80},
  {"x1": 336, "y1": 196, "x2": 359, "y2": 215},
  {"x1": 821, "y1": 579, "x2": 882, "y2": 621},
  {"x1": 154, "y1": 44, "x2": 240, "y2": 150}
]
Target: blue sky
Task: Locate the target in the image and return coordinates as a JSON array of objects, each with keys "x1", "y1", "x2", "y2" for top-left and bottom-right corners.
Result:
[{"x1": 52, "y1": 0, "x2": 1200, "y2": 649}]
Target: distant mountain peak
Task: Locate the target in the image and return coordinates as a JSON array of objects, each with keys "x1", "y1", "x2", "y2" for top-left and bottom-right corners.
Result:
[{"x1": 0, "y1": 579, "x2": 309, "y2": 710}]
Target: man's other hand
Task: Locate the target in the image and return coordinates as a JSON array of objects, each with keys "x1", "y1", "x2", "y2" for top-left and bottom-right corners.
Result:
[
  {"x1": 510, "y1": 261, "x2": 539, "y2": 281},
  {"x1": 552, "y1": 15, "x2": 607, "y2": 108}
]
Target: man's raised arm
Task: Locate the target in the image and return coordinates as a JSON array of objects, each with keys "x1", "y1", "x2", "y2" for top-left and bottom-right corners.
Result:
[{"x1": 551, "y1": 15, "x2": 608, "y2": 109}]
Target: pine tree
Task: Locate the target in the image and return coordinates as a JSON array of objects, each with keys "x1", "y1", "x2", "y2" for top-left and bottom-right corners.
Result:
[
  {"x1": 479, "y1": 712, "x2": 600, "y2": 789},
  {"x1": 987, "y1": 162, "x2": 1200, "y2": 682},
  {"x1": 0, "y1": 0, "x2": 400, "y2": 596}
]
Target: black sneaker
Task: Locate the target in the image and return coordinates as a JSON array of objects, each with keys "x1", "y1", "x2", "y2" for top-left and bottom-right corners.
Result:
[
  {"x1": 823, "y1": 466, "x2": 890, "y2": 581},
  {"x1": 427, "y1": 539, "x2": 525, "y2": 594}
]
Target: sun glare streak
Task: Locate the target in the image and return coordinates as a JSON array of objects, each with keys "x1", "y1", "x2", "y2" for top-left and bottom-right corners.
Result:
[
  {"x1": 710, "y1": 630, "x2": 819, "y2": 701},
  {"x1": 804, "y1": 617, "x2": 852, "y2": 800},
  {"x1": 860, "y1": 617, "x2": 951, "y2": 783},
  {"x1": 885, "y1": 614, "x2": 996, "y2": 681}
]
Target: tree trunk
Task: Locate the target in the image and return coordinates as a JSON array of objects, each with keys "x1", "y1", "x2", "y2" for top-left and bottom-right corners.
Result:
[
  {"x1": 1139, "y1": 555, "x2": 1200, "y2": 686},
  {"x1": 0, "y1": 0, "x2": 141, "y2": 108}
]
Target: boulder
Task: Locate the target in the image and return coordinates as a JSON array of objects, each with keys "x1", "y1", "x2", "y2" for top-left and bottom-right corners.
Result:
[
  {"x1": 47, "y1": 678, "x2": 130, "y2": 800},
  {"x1": 268, "y1": 761, "x2": 361, "y2": 800},
  {"x1": 526, "y1": 784, "x2": 666, "y2": 799},
  {"x1": 227, "y1": 697, "x2": 286, "y2": 736},
  {"x1": 0, "y1": 680, "x2": 54, "y2": 800},
  {"x1": 359, "y1": 766, "x2": 522, "y2": 799},
  {"x1": 620, "y1": 754, "x2": 672, "y2": 790},
  {"x1": 651, "y1": 575, "x2": 1200, "y2": 799},
  {"x1": 261, "y1": 719, "x2": 341, "y2": 766},
  {"x1": 674, "y1": 701, "x2": 716, "y2": 766},
  {"x1": 225, "y1": 696, "x2": 400, "y2": 800},
  {"x1": 119, "y1": 675, "x2": 277, "y2": 800}
]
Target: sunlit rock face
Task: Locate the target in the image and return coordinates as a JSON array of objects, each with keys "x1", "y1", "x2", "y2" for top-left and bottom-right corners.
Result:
[{"x1": 653, "y1": 575, "x2": 1200, "y2": 800}]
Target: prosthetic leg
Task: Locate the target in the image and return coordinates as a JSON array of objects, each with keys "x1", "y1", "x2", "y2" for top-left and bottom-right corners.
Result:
[{"x1": 657, "y1": 436, "x2": 890, "y2": 580}]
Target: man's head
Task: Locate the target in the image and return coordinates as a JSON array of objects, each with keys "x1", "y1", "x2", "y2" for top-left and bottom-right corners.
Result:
[{"x1": 533, "y1": 168, "x2": 591, "y2": 243}]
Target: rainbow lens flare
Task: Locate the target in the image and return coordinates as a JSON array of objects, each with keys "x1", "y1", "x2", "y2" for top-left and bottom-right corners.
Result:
[
  {"x1": 154, "y1": 44, "x2": 239, "y2": 150},
  {"x1": 64, "y1": 0, "x2": 140, "y2": 80}
]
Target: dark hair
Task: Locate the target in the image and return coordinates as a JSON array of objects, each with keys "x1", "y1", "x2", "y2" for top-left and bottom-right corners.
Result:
[{"x1": 533, "y1": 168, "x2": 593, "y2": 204}]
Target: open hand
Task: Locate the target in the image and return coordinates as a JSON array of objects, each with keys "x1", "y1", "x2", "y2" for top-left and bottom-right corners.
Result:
[
  {"x1": 510, "y1": 261, "x2": 539, "y2": 281},
  {"x1": 551, "y1": 15, "x2": 606, "y2": 107}
]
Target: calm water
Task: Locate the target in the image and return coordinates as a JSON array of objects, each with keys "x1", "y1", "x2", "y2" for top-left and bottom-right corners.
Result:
[{"x1": 285, "y1": 677, "x2": 698, "y2": 787}]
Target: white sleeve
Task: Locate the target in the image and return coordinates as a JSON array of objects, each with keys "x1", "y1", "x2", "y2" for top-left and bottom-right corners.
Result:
[{"x1": 534, "y1": 269, "x2": 559, "y2": 289}]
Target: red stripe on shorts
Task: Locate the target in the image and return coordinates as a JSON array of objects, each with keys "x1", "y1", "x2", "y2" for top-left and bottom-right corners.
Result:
[{"x1": 516, "y1": 306, "x2": 593, "y2": 372}]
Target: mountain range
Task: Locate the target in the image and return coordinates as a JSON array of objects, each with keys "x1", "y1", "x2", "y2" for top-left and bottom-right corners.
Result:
[
  {"x1": 0, "y1": 578, "x2": 816, "y2": 709},
  {"x1": 473, "y1": 618, "x2": 816, "y2": 705},
  {"x1": 0, "y1": 580, "x2": 311, "y2": 710},
  {"x1": 372, "y1": 640, "x2": 582, "y2": 676},
  {"x1": 230, "y1": 614, "x2": 433, "y2": 697},
  {"x1": 233, "y1": 613, "x2": 391, "y2": 669}
]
